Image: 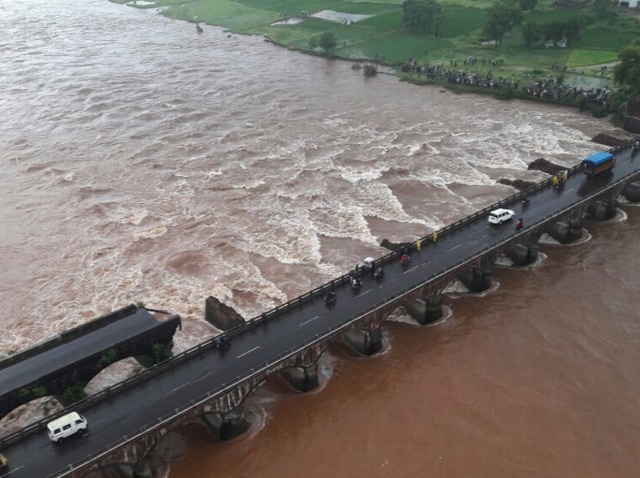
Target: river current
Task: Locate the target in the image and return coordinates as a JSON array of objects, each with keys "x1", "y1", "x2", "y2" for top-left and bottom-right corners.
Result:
[{"x1": 1, "y1": 1, "x2": 639, "y2": 477}]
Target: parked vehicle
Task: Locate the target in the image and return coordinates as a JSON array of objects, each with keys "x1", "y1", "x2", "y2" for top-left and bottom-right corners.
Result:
[
  {"x1": 488, "y1": 208, "x2": 515, "y2": 225},
  {"x1": 582, "y1": 152, "x2": 615, "y2": 177},
  {"x1": 46, "y1": 411, "x2": 88, "y2": 443}
]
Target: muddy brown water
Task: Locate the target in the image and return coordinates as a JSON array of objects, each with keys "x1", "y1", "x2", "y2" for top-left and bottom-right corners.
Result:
[{"x1": 1, "y1": 1, "x2": 639, "y2": 477}]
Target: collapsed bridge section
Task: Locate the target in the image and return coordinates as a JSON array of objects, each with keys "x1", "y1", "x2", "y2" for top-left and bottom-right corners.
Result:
[{"x1": 0, "y1": 304, "x2": 181, "y2": 420}]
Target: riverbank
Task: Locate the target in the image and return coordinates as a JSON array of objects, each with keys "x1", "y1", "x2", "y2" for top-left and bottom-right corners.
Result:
[
  {"x1": 112, "y1": 0, "x2": 636, "y2": 74},
  {"x1": 111, "y1": 0, "x2": 640, "y2": 126}
]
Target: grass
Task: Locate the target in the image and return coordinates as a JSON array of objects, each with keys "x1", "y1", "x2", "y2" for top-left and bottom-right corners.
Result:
[
  {"x1": 567, "y1": 49, "x2": 619, "y2": 67},
  {"x1": 114, "y1": 0, "x2": 640, "y2": 84},
  {"x1": 438, "y1": 7, "x2": 487, "y2": 38},
  {"x1": 577, "y1": 26, "x2": 640, "y2": 50}
]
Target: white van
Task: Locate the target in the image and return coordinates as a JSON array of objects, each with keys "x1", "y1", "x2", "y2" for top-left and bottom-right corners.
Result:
[{"x1": 46, "y1": 412, "x2": 88, "y2": 443}]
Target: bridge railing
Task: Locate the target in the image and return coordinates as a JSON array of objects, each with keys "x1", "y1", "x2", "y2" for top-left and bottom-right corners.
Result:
[
  {"x1": 226, "y1": 139, "x2": 638, "y2": 344},
  {"x1": 0, "y1": 304, "x2": 139, "y2": 371},
  {"x1": 5, "y1": 143, "x2": 631, "y2": 454},
  {"x1": 45, "y1": 179, "x2": 614, "y2": 477},
  {"x1": 0, "y1": 328, "x2": 223, "y2": 450},
  {"x1": 43, "y1": 140, "x2": 640, "y2": 477},
  {"x1": 7, "y1": 141, "x2": 636, "y2": 460},
  {"x1": 239, "y1": 157, "x2": 588, "y2": 329},
  {"x1": 222, "y1": 140, "x2": 639, "y2": 333}
]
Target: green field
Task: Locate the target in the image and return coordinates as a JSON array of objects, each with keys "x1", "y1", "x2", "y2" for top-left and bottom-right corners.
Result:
[{"x1": 114, "y1": 0, "x2": 640, "y2": 85}]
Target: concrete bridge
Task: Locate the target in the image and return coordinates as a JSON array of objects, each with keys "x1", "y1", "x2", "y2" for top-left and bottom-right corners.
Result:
[
  {"x1": 0, "y1": 304, "x2": 181, "y2": 421},
  {"x1": 0, "y1": 138, "x2": 639, "y2": 478}
]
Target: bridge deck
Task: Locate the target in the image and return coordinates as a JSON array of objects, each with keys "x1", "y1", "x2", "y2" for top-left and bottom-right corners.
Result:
[
  {"x1": 2, "y1": 144, "x2": 639, "y2": 478},
  {"x1": 0, "y1": 307, "x2": 158, "y2": 394}
]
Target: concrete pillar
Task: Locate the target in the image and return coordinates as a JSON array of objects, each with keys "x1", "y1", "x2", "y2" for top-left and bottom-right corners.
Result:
[
  {"x1": 507, "y1": 243, "x2": 538, "y2": 266},
  {"x1": 586, "y1": 199, "x2": 617, "y2": 220},
  {"x1": 279, "y1": 365, "x2": 320, "y2": 392},
  {"x1": 547, "y1": 218, "x2": 583, "y2": 244},
  {"x1": 104, "y1": 463, "x2": 136, "y2": 478},
  {"x1": 201, "y1": 408, "x2": 251, "y2": 441},
  {"x1": 343, "y1": 328, "x2": 383, "y2": 356},
  {"x1": 205, "y1": 295, "x2": 245, "y2": 330},
  {"x1": 403, "y1": 296, "x2": 443, "y2": 325},
  {"x1": 104, "y1": 460, "x2": 154, "y2": 478},
  {"x1": 133, "y1": 464, "x2": 153, "y2": 478},
  {"x1": 457, "y1": 267, "x2": 492, "y2": 293},
  {"x1": 621, "y1": 180, "x2": 640, "y2": 202}
]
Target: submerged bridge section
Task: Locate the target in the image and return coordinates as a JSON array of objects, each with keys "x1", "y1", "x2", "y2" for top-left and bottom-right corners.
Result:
[
  {"x1": 0, "y1": 304, "x2": 181, "y2": 421},
  {"x1": 0, "y1": 139, "x2": 639, "y2": 478}
]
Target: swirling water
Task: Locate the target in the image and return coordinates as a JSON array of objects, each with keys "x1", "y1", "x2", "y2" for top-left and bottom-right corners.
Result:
[{"x1": 1, "y1": 1, "x2": 639, "y2": 477}]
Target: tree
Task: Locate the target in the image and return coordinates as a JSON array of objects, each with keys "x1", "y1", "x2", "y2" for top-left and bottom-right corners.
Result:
[
  {"x1": 591, "y1": 0, "x2": 614, "y2": 21},
  {"x1": 483, "y1": 0, "x2": 523, "y2": 47},
  {"x1": 318, "y1": 32, "x2": 337, "y2": 55},
  {"x1": 541, "y1": 21, "x2": 565, "y2": 45},
  {"x1": 614, "y1": 46, "x2": 640, "y2": 94},
  {"x1": 519, "y1": 0, "x2": 537, "y2": 11},
  {"x1": 521, "y1": 22, "x2": 540, "y2": 47},
  {"x1": 402, "y1": 0, "x2": 442, "y2": 34},
  {"x1": 563, "y1": 17, "x2": 583, "y2": 43}
]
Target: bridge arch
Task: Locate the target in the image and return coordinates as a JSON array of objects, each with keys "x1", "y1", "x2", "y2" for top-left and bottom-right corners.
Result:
[{"x1": 0, "y1": 307, "x2": 181, "y2": 422}]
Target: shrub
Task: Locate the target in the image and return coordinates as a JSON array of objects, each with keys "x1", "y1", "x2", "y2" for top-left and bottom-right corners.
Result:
[
  {"x1": 98, "y1": 348, "x2": 118, "y2": 368},
  {"x1": 363, "y1": 64, "x2": 378, "y2": 77},
  {"x1": 31, "y1": 386, "x2": 47, "y2": 398},
  {"x1": 152, "y1": 342, "x2": 173, "y2": 364},
  {"x1": 62, "y1": 385, "x2": 87, "y2": 403}
]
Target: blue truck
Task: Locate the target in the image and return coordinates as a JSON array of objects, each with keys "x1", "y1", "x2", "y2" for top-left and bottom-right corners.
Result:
[{"x1": 582, "y1": 152, "x2": 615, "y2": 177}]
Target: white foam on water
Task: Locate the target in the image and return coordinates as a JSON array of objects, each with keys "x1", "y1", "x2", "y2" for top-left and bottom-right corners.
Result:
[
  {"x1": 494, "y1": 251, "x2": 548, "y2": 270},
  {"x1": 444, "y1": 279, "x2": 500, "y2": 299},
  {"x1": 538, "y1": 230, "x2": 593, "y2": 247},
  {"x1": 0, "y1": 0, "x2": 619, "y2": 368},
  {"x1": 609, "y1": 208, "x2": 628, "y2": 222}
]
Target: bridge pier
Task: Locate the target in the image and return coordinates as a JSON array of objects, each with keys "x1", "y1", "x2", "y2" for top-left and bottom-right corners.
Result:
[
  {"x1": 507, "y1": 243, "x2": 539, "y2": 267},
  {"x1": 621, "y1": 180, "x2": 640, "y2": 202},
  {"x1": 201, "y1": 407, "x2": 251, "y2": 441},
  {"x1": 279, "y1": 365, "x2": 320, "y2": 392},
  {"x1": 546, "y1": 218, "x2": 584, "y2": 244},
  {"x1": 107, "y1": 462, "x2": 158, "y2": 478},
  {"x1": 586, "y1": 199, "x2": 618, "y2": 220},
  {"x1": 343, "y1": 327, "x2": 383, "y2": 356},
  {"x1": 457, "y1": 267, "x2": 493, "y2": 293},
  {"x1": 205, "y1": 295, "x2": 246, "y2": 330},
  {"x1": 97, "y1": 463, "x2": 144, "y2": 478},
  {"x1": 403, "y1": 296, "x2": 443, "y2": 325}
]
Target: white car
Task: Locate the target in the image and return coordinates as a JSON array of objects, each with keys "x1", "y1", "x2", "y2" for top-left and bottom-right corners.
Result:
[
  {"x1": 46, "y1": 411, "x2": 88, "y2": 443},
  {"x1": 488, "y1": 208, "x2": 515, "y2": 225}
]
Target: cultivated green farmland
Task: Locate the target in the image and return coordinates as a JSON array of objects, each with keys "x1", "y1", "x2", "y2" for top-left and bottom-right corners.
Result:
[{"x1": 113, "y1": 0, "x2": 640, "y2": 84}]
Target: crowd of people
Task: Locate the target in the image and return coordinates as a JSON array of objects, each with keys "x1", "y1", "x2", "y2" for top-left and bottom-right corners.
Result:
[
  {"x1": 520, "y1": 78, "x2": 612, "y2": 111},
  {"x1": 401, "y1": 57, "x2": 613, "y2": 112}
]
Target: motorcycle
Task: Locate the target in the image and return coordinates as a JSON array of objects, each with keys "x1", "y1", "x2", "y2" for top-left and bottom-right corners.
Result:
[
  {"x1": 214, "y1": 335, "x2": 230, "y2": 350},
  {"x1": 521, "y1": 196, "x2": 530, "y2": 207},
  {"x1": 515, "y1": 218, "x2": 524, "y2": 230},
  {"x1": 324, "y1": 291, "x2": 337, "y2": 307}
]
